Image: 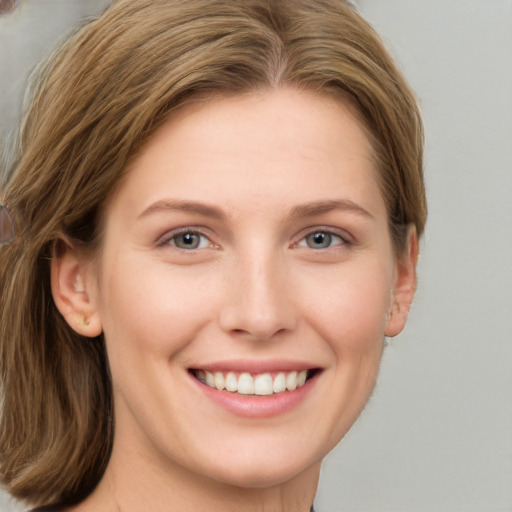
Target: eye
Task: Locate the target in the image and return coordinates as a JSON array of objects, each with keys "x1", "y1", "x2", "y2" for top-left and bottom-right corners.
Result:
[
  {"x1": 166, "y1": 231, "x2": 211, "y2": 250},
  {"x1": 298, "y1": 230, "x2": 346, "y2": 249}
]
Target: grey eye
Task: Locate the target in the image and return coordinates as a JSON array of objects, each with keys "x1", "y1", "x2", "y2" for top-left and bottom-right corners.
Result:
[
  {"x1": 171, "y1": 232, "x2": 207, "y2": 250},
  {"x1": 305, "y1": 231, "x2": 334, "y2": 249}
]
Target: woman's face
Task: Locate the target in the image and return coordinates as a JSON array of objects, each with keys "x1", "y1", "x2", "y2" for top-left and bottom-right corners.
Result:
[{"x1": 83, "y1": 88, "x2": 415, "y2": 488}]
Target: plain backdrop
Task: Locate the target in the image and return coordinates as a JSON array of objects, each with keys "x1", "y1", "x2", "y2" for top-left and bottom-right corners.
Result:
[{"x1": 1, "y1": 1, "x2": 511, "y2": 511}]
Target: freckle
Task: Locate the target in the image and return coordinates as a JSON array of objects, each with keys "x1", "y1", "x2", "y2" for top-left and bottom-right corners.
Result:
[{"x1": 0, "y1": 0, "x2": 17, "y2": 15}]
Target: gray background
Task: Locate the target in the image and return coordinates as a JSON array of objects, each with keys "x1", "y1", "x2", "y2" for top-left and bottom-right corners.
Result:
[{"x1": 1, "y1": 1, "x2": 511, "y2": 511}]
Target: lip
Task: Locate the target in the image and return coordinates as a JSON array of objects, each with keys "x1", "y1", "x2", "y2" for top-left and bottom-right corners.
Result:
[
  {"x1": 190, "y1": 359, "x2": 315, "y2": 374},
  {"x1": 188, "y1": 360, "x2": 322, "y2": 419}
]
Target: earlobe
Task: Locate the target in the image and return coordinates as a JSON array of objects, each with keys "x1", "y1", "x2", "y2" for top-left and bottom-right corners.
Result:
[
  {"x1": 51, "y1": 239, "x2": 103, "y2": 337},
  {"x1": 385, "y1": 226, "x2": 419, "y2": 338}
]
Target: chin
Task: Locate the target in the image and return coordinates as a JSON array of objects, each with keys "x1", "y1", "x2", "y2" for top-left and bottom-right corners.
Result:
[{"x1": 201, "y1": 449, "x2": 321, "y2": 490}]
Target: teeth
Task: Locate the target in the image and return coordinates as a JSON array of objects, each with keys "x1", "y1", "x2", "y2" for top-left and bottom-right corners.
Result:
[
  {"x1": 225, "y1": 371, "x2": 238, "y2": 392},
  {"x1": 273, "y1": 372, "x2": 286, "y2": 393},
  {"x1": 286, "y1": 371, "x2": 298, "y2": 391},
  {"x1": 196, "y1": 369, "x2": 311, "y2": 395},
  {"x1": 238, "y1": 372, "x2": 255, "y2": 394},
  {"x1": 205, "y1": 371, "x2": 214, "y2": 387},
  {"x1": 214, "y1": 372, "x2": 225, "y2": 391},
  {"x1": 297, "y1": 369, "x2": 307, "y2": 387},
  {"x1": 254, "y1": 373, "x2": 273, "y2": 395}
]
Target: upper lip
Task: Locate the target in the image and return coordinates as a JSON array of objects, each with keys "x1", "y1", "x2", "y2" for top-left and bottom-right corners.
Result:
[{"x1": 189, "y1": 359, "x2": 320, "y2": 374}]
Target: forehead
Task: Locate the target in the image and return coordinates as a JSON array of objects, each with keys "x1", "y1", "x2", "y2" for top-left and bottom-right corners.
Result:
[
  {"x1": 108, "y1": 87, "x2": 384, "y2": 221},
  {"x1": 147, "y1": 88, "x2": 373, "y2": 165}
]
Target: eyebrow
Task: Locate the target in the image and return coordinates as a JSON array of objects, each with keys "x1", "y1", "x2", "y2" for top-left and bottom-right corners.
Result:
[
  {"x1": 138, "y1": 199, "x2": 226, "y2": 220},
  {"x1": 286, "y1": 199, "x2": 374, "y2": 221}
]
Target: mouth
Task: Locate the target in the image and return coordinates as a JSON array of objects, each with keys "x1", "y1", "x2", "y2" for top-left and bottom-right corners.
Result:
[{"x1": 190, "y1": 368, "x2": 320, "y2": 396}]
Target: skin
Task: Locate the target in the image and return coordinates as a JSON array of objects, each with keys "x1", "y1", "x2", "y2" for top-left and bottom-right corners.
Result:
[{"x1": 52, "y1": 87, "x2": 418, "y2": 512}]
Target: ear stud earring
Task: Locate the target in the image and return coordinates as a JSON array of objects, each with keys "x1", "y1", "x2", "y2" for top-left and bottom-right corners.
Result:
[{"x1": 78, "y1": 315, "x2": 90, "y2": 328}]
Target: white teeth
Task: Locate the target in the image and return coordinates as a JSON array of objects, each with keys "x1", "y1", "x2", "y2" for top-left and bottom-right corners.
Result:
[
  {"x1": 214, "y1": 372, "x2": 225, "y2": 391},
  {"x1": 286, "y1": 371, "x2": 298, "y2": 391},
  {"x1": 237, "y1": 372, "x2": 254, "y2": 395},
  {"x1": 254, "y1": 373, "x2": 273, "y2": 395},
  {"x1": 297, "y1": 369, "x2": 307, "y2": 387},
  {"x1": 272, "y1": 372, "x2": 286, "y2": 393},
  {"x1": 197, "y1": 369, "x2": 311, "y2": 395},
  {"x1": 205, "y1": 371, "x2": 214, "y2": 387},
  {"x1": 225, "y1": 371, "x2": 238, "y2": 392}
]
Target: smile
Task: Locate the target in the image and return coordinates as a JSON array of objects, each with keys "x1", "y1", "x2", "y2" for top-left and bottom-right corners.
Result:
[{"x1": 192, "y1": 369, "x2": 314, "y2": 396}]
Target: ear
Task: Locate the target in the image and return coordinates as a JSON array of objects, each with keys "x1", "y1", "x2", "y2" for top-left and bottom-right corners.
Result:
[
  {"x1": 51, "y1": 239, "x2": 103, "y2": 337},
  {"x1": 385, "y1": 226, "x2": 419, "y2": 337}
]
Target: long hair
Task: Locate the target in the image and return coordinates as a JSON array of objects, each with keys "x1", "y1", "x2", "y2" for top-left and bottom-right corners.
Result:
[{"x1": 0, "y1": 0, "x2": 426, "y2": 507}]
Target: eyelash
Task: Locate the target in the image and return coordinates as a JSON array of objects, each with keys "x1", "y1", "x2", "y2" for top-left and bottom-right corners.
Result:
[{"x1": 157, "y1": 226, "x2": 353, "y2": 252}]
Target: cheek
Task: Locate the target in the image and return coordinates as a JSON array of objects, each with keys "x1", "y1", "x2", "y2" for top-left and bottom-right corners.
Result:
[
  {"x1": 298, "y1": 261, "x2": 393, "y2": 354},
  {"x1": 97, "y1": 256, "x2": 220, "y2": 358}
]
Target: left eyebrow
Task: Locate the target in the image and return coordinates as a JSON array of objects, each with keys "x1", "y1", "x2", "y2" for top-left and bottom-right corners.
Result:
[{"x1": 286, "y1": 199, "x2": 374, "y2": 222}]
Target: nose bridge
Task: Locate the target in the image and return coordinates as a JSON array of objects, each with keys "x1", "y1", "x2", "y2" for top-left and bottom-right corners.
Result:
[{"x1": 219, "y1": 243, "x2": 296, "y2": 339}]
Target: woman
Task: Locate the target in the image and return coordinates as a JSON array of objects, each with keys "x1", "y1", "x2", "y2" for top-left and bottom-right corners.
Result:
[{"x1": 0, "y1": 0, "x2": 426, "y2": 510}]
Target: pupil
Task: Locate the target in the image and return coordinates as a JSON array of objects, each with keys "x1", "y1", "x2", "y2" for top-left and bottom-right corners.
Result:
[
  {"x1": 313, "y1": 233, "x2": 325, "y2": 244},
  {"x1": 308, "y1": 231, "x2": 331, "y2": 248},
  {"x1": 183, "y1": 233, "x2": 194, "y2": 245}
]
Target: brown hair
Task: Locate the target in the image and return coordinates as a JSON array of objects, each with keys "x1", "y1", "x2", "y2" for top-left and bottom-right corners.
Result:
[{"x1": 0, "y1": 0, "x2": 426, "y2": 507}]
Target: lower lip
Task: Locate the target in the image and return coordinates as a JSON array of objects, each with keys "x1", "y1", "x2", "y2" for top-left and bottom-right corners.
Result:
[{"x1": 189, "y1": 373, "x2": 319, "y2": 419}]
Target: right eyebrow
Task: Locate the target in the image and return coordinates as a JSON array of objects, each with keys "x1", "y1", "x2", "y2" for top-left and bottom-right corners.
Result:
[{"x1": 137, "y1": 199, "x2": 226, "y2": 221}]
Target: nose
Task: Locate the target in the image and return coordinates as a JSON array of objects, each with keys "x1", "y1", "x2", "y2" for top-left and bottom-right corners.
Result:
[{"x1": 219, "y1": 251, "x2": 297, "y2": 340}]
